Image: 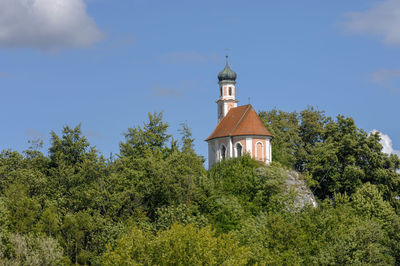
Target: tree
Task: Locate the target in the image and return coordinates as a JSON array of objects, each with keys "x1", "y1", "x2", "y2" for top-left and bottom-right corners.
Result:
[
  {"x1": 206, "y1": 156, "x2": 286, "y2": 215},
  {"x1": 259, "y1": 107, "x2": 400, "y2": 201},
  {"x1": 154, "y1": 204, "x2": 208, "y2": 231},
  {"x1": 0, "y1": 233, "x2": 68, "y2": 265},
  {"x1": 0, "y1": 108, "x2": 399, "y2": 264},
  {"x1": 49, "y1": 124, "x2": 93, "y2": 166},
  {"x1": 3, "y1": 183, "x2": 41, "y2": 234},
  {"x1": 259, "y1": 109, "x2": 301, "y2": 167},
  {"x1": 47, "y1": 124, "x2": 108, "y2": 213},
  {"x1": 178, "y1": 122, "x2": 195, "y2": 154},
  {"x1": 0, "y1": 150, "x2": 25, "y2": 193},
  {"x1": 309, "y1": 116, "x2": 400, "y2": 199},
  {"x1": 316, "y1": 219, "x2": 394, "y2": 265},
  {"x1": 351, "y1": 183, "x2": 397, "y2": 227},
  {"x1": 110, "y1": 149, "x2": 205, "y2": 220},
  {"x1": 119, "y1": 112, "x2": 171, "y2": 158},
  {"x1": 102, "y1": 224, "x2": 250, "y2": 265},
  {"x1": 235, "y1": 212, "x2": 304, "y2": 265},
  {"x1": 295, "y1": 107, "x2": 330, "y2": 172}
]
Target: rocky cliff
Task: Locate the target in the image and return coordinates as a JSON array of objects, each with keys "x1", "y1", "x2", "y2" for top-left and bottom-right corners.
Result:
[{"x1": 285, "y1": 170, "x2": 318, "y2": 211}]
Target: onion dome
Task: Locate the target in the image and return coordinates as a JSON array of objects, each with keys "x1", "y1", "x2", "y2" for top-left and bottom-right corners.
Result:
[{"x1": 218, "y1": 55, "x2": 237, "y2": 82}]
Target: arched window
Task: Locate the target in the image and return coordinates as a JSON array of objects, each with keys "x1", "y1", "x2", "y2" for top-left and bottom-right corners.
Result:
[
  {"x1": 220, "y1": 87, "x2": 222, "y2": 97},
  {"x1": 221, "y1": 145, "x2": 226, "y2": 160},
  {"x1": 236, "y1": 143, "x2": 242, "y2": 157},
  {"x1": 256, "y1": 142, "x2": 264, "y2": 161},
  {"x1": 229, "y1": 87, "x2": 232, "y2": 96}
]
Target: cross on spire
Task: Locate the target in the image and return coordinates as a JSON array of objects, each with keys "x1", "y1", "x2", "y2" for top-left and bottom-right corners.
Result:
[{"x1": 225, "y1": 48, "x2": 229, "y2": 62}]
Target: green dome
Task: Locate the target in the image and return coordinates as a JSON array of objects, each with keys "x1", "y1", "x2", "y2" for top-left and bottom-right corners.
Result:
[{"x1": 218, "y1": 56, "x2": 237, "y2": 82}]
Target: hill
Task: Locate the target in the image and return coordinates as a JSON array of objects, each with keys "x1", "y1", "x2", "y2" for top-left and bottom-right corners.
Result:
[{"x1": 0, "y1": 108, "x2": 399, "y2": 265}]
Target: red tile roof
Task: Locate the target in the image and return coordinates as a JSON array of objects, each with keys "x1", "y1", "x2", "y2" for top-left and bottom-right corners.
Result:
[{"x1": 205, "y1": 104, "x2": 273, "y2": 141}]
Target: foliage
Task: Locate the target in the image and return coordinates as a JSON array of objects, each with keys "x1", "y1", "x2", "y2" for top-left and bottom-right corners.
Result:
[
  {"x1": 0, "y1": 233, "x2": 68, "y2": 265},
  {"x1": 102, "y1": 224, "x2": 250, "y2": 265},
  {"x1": 201, "y1": 156, "x2": 287, "y2": 233},
  {"x1": 236, "y1": 202, "x2": 396, "y2": 265},
  {"x1": 208, "y1": 157, "x2": 286, "y2": 212},
  {"x1": 0, "y1": 109, "x2": 399, "y2": 265},
  {"x1": 259, "y1": 107, "x2": 400, "y2": 202},
  {"x1": 119, "y1": 112, "x2": 171, "y2": 158},
  {"x1": 154, "y1": 204, "x2": 208, "y2": 231}
]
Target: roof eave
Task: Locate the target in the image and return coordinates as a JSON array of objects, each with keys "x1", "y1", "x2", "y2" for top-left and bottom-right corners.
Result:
[{"x1": 205, "y1": 133, "x2": 274, "y2": 141}]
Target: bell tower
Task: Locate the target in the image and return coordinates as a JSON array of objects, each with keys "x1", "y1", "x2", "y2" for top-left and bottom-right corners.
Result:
[{"x1": 217, "y1": 55, "x2": 238, "y2": 122}]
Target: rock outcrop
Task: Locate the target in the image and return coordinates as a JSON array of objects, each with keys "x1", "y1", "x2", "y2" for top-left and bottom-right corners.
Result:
[{"x1": 285, "y1": 170, "x2": 318, "y2": 211}]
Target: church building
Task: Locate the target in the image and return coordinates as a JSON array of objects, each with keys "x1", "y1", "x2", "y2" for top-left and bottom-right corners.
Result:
[{"x1": 206, "y1": 56, "x2": 273, "y2": 168}]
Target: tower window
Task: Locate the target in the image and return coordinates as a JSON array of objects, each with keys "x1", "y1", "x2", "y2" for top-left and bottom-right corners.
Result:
[
  {"x1": 229, "y1": 87, "x2": 232, "y2": 96},
  {"x1": 236, "y1": 143, "x2": 242, "y2": 157},
  {"x1": 220, "y1": 87, "x2": 222, "y2": 97},
  {"x1": 221, "y1": 145, "x2": 226, "y2": 160}
]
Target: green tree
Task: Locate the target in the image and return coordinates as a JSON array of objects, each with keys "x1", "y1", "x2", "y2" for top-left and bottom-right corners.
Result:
[
  {"x1": 207, "y1": 156, "x2": 286, "y2": 215},
  {"x1": 110, "y1": 116, "x2": 205, "y2": 221},
  {"x1": 259, "y1": 107, "x2": 400, "y2": 201},
  {"x1": 103, "y1": 224, "x2": 250, "y2": 265},
  {"x1": 178, "y1": 122, "x2": 195, "y2": 154},
  {"x1": 119, "y1": 112, "x2": 171, "y2": 158},
  {"x1": 3, "y1": 183, "x2": 41, "y2": 234},
  {"x1": 259, "y1": 109, "x2": 301, "y2": 167},
  {"x1": 110, "y1": 148, "x2": 205, "y2": 220},
  {"x1": 295, "y1": 107, "x2": 330, "y2": 172},
  {"x1": 351, "y1": 183, "x2": 396, "y2": 227},
  {"x1": 154, "y1": 204, "x2": 208, "y2": 231},
  {"x1": 316, "y1": 219, "x2": 394, "y2": 265},
  {"x1": 49, "y1": 124, "x2": 92, "y2": 166},
  {"x1": 47, "y1": 124, "x2": 109, "y2": 212},
  {"x1": 236, "y1": 212, "x2": 304, "y2": 265},
  {"x1": 0, "y1": 150, "x2": 25, "y2": 192}
]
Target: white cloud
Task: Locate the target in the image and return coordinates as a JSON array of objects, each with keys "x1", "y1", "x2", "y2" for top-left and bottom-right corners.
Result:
[
  {"x1": 371, "y1": 69, "x2": 400, "y2": 83},
  {"x1": 0, "y1": 0, "x2": 105, "y2": 50},
  {"x1": 159, "y1": 52, "x2": 219, "y2": 64},
  {"x1": 150, "y1": 84, "x2": 183, "y2": 99},
  {"x1": 24, "y1": 128, "x2": 45, "y2": 140},
  {"x1": 343, "y1": 0, "x2": 400, "y2": 45},
  {"x1": 0, "y1": 72, "x2": 10, "y2": 78},
  {"x1": 111, "y1": 35, "x2": 137, "y2": 48},
  {"x1": 149, "y1": 81, "x2": 197, "y2": 99},
  {"x1": 371, "y1": 129, "x2": 400, "y2": 156},
  {"x1": 370, "y1": 69, "x2": 400, "y2": 91},
  {"x1": 85, "y1": 130, "x2": 103, "y2": 139}
]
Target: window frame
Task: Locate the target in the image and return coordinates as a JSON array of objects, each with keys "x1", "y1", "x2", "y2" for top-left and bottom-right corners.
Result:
[
  {"x1": 235, "y1": 142, "x2": 243, "y2": 157},
  {"x1": 220, "y1": 144, "x2": 227, "y2": 160}
]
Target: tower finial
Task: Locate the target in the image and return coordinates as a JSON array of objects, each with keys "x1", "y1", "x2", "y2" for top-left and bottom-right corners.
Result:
[{"x1": 218, "y1": 49, "x2": 236, "y2": 82}]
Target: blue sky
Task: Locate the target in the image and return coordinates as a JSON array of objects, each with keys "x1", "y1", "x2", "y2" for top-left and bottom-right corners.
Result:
[{"x1": 0, "y1": 0, "x2": 399, "y2": 160}]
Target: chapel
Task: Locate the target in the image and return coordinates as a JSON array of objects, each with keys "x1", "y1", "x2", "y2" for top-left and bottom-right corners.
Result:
[{"x1": 206, "y1": 56, "x2": 273, "y2": 168}]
